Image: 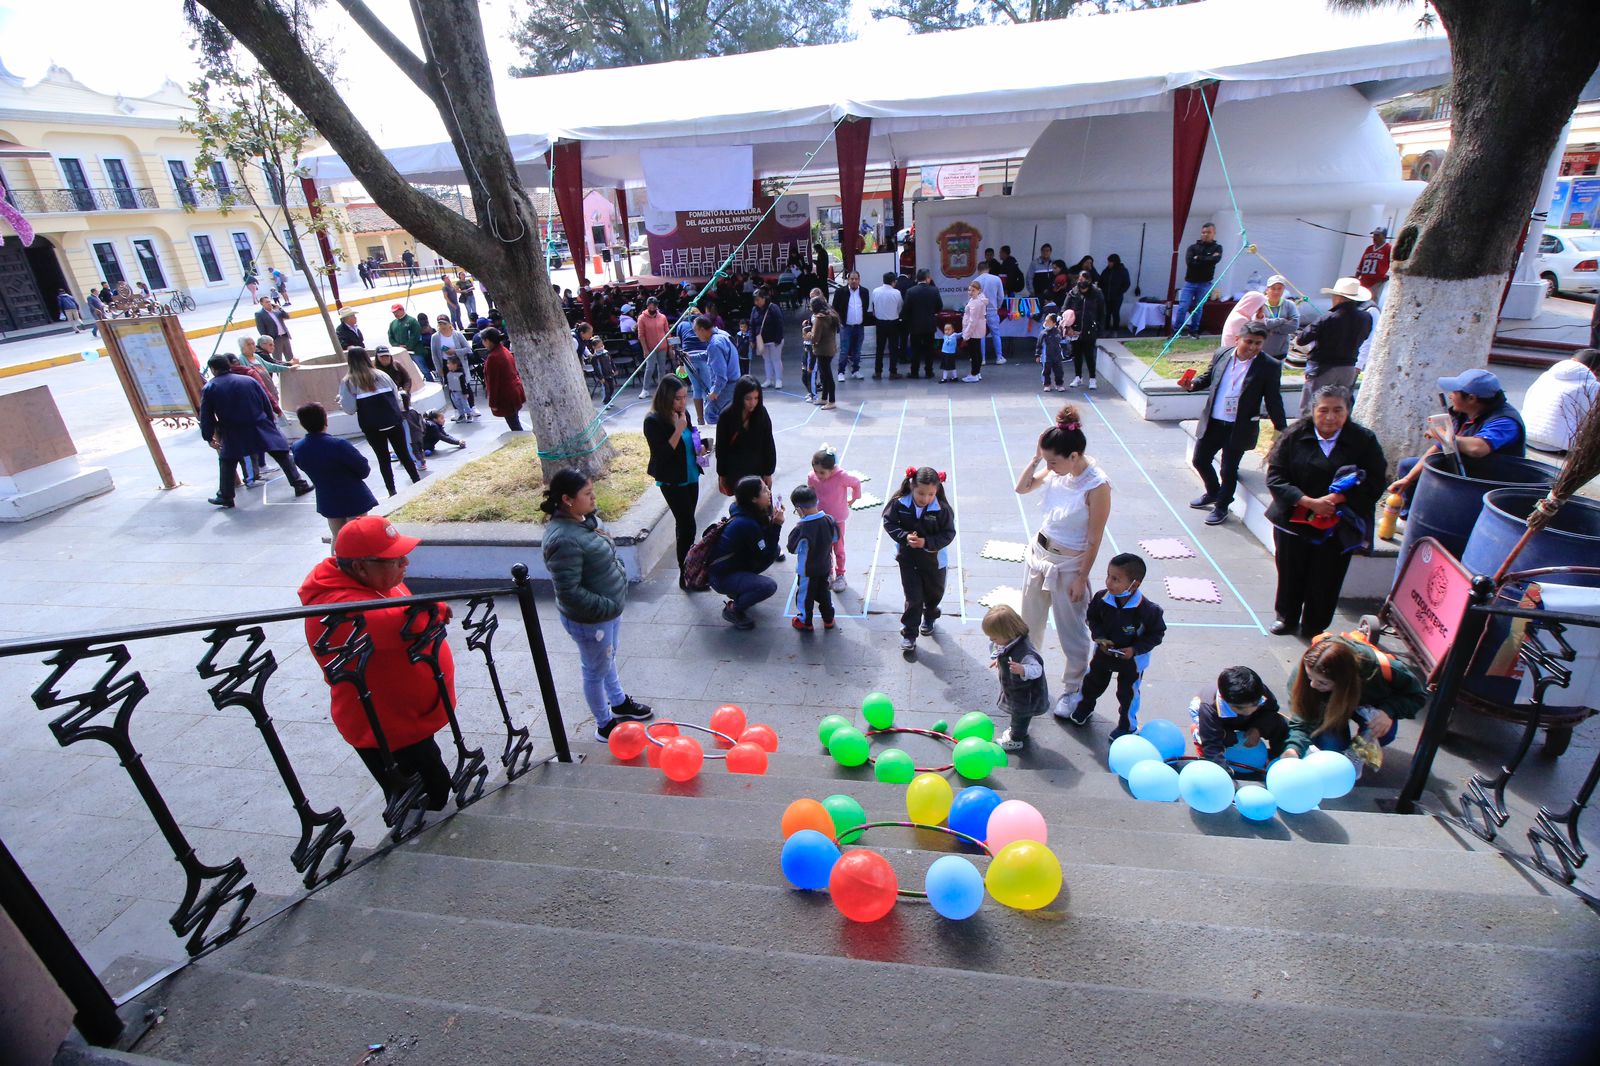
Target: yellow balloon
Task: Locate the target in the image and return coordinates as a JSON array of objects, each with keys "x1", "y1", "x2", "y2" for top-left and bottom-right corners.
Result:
[
  {"x1": 985, "y1": 840, "x2": 1063, "y2": 910},
  {"x1": 905, "y1": 772, "x2": 954, "y2": 825}
]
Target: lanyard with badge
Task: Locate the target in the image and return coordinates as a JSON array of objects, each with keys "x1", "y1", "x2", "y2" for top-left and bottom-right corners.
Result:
[{"x1": 1220, "y1": 357, "x2": 1246, "y2": 420}]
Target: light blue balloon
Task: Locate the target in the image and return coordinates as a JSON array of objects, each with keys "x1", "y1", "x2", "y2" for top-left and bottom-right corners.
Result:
[
  {"x1": 1265, "y1": 758, "x2": 1323, "y2": 814},
  {"x1": 1137, "y1": 719, "x2": 1188, "y2": 762},
  {"x1": 1304, "y1": 749, "x2": 1359, "y2": 799},
  {"x1": 779, "y1": 829, "x2": 840, "y2": 890},
  {"x1": 1178, "y1": 759, "x2": 1236, "y2": 814},
  {"x1": 1234, "y1": 784, "x2": 1278, "y2": 821},
  {"x1": 1108, "y1": 734, "x2": 1162, "y2": 779},
  {"x1": 1128, "y1": 759, "x2": 1181, "y2": 802},
  {"x1": 924, "y1": 855, "x2": 985, "y2": 920},
  {"x1": 948, "y1": 786, "x2": 1004, "y2": 841},
  {"x1": 1222, "y1": 739, "x2": 1270, "y2": 772}
]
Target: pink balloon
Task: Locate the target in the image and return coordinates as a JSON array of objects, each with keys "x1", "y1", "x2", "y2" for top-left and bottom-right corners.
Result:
[{"x1": 985, "y1": 799, "x2": 1048, "y2": 851}]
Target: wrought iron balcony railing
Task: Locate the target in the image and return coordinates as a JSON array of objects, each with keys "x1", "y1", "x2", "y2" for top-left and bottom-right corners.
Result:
[{"x1": 4, "y1": 186, "x2": 159, "y2": 213}]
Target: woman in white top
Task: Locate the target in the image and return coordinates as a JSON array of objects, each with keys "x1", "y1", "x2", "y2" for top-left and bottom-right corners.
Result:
[
  {"x1": 337, "y1": 347, "x2": 420, "y2": 496},
  {"x1": 1522, "y1": 347, "x2": 1599, "y2": 454},
  {"x1": 1014, "y1": 403, "x2": 1112, "y2": 721}
]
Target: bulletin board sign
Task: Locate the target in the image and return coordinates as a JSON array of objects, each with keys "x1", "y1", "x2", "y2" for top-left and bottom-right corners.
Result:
[{"x1": 100, "y1": 315, "x2": 206, "y2": 489}]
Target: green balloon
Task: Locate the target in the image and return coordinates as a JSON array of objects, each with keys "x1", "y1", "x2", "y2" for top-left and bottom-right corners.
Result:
[
  {"x1": 932, "y1": 719, "x2": 949, "y2": 735},
  {"x1": 986, "y1": 740, "x2": 1008, "y2": 771},
  {"x1": 952, "y1": 711, "x2": 996, "y2": 744},
  {"x1": 818, "y1": 714, "x2": 851, "y2": 748},
  {"x1": 861, "y1": 692, "x2": 895, "y2": 730},
  {"x1": 827, "y1": 726, "x2": 871, "y2": 767},
  {"x1": 952, "y1": 736, "x2": 993, "y2": 780},
  {"x1": 822, "y1": 793, "x2": 867, "y2": 839},
  {"x1": 873, "y1": 748, "x2": 916, "y2": 784}
]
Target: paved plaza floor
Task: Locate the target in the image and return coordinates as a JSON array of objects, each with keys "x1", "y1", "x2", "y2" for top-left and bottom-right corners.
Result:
[{"x1": 1, "y1": 336, "x2": 1594, "y2": 998}]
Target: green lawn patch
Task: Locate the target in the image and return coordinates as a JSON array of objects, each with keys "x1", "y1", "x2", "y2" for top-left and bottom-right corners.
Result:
[
  {"x1": 1117, "y1": 337, "x2": 1218, "y2": 380},
  {"x1": 391, "y1": 432, "x2": 653, "y2": 524}
]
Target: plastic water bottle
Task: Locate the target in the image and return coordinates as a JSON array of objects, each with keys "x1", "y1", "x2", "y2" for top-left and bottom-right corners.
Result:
[{"x1": 1376, "y1": 492, "x2": 1403, "y2": 541}]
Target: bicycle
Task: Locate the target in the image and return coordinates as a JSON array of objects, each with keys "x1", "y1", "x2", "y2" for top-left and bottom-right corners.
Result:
[{"x1": 159, "y1": 288, "x2": 197, "y2": 313}]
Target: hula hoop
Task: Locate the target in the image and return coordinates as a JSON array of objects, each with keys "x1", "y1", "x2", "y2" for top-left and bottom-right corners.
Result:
[
  {"x1": 833, "y1": 819, "x2": 994, "y2": 899},
  {"x1": 863, "y1": 726, "x2": 956, "y2": 774},
  {"x1": 645, "y1": 719, "x2": 736, "y2": 761}
]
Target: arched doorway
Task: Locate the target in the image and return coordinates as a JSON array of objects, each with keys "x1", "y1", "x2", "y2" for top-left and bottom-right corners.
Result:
[{"x1": 0, "y1": 234, "x2": 66, "y2": 332}]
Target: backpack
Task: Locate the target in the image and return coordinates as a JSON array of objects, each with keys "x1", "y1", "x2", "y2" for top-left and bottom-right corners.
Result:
[{"x1": 681, "y1": 516, "x2": 733, "y2": 591}]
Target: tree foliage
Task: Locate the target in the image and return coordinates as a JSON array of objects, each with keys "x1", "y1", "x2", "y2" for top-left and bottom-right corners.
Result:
[
  {"x1": 871, "y1": 0, "x2": 1195, "y2": 34},
  {"x1": 511, "y1": 0, "x2": 853, "y2": 76}
]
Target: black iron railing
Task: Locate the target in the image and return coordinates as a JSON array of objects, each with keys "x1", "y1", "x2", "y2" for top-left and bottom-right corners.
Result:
[
  {"x1": 5, "y1": 186, "x2": 159, "y2": 213},
  {"x1": 0, "y1": 564, "x2": 569, "y2": 1042},
  {"x1": 1395, "y1": 569, "x2": 1599, "y2": 900}
]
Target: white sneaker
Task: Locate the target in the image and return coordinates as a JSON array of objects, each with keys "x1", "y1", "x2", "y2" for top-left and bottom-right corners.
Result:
[
  {"x1": 852, "y1": 370, "x2": 864, "y2": 380},
  {"x1": 1052, "y1": 692, "x2": 1082, "y2": 720},
  {"x1": 761, "y1": 380, "x2": 774, "y2": 388},
  {"x1": 830, "y1": 575, "x2": 846, "y2": 592},
  {"x1": 997, "y1": 728, "x2": 1026, "y2": 752},
  {"x1": 900, "y1": 635, "x2": 916, "y2": 651},
  {"x1": 961, "y1": 374, "x2": 982, "y2": 383},
  {"x1": 1069, "y1": 376, "x2": 1082, "y2": 388},
  {"x1": 774, "y1": 380, "x2": 783, "y2": 389},
  {"x1": 1088, "y1": 378, "x2": 1098, "y2": 390},
  {"x1": 995, "y1": 355, "x2": 1007, "y2": 365},
  {"x1": 837, "y1": 371, "x2": 846, "y2": 381},
  {"x1": 639, "y1": 388, "x2": 650, "y2": 399}
]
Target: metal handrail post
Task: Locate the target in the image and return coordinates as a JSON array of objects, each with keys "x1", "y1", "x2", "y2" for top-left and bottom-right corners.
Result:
[{"x1": 512, "y1": 564, "x2": 572, "y2": 763}]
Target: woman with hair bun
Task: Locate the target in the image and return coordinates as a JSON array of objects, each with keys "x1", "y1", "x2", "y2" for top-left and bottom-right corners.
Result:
[
  {"x1": 1014, "y1": 404, "x2": 1113, "y2": 722},
  {"x1": 540, "y1": 468, "x2": 652, "y2": 740}
]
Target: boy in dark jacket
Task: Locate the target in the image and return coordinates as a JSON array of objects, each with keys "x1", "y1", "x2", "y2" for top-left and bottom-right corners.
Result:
[
  {"x1": 290, "y1": 403, "x2": 378, "y2": 541},
  {"x1": 786, "y1": 485, "x2": 838, "y2": 632},
  {"x1": 1075, "y1": 553, "x2": 1167, "y2": 738},
  {"x1": 1190, "y1": 666, "x2": 1289, "y2": 773}
]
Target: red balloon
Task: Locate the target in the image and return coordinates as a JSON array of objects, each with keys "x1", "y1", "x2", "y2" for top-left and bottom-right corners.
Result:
[
  {"x1": 659, "y1": 736, "x2": 704, "y2": 782},
  {"x1": 645, "y1": 723, "x2": 679, "y2": 767},
  {"x1": 725, "y1": 742, "x2": 769, "y2": 775},
  {"x1": 829, "y1": 849, "x2": 898, "y2": 922},
  {"x1": 606, "y1": 721, "x2": 649, "y2": 761},
  {"x1": 738, "y1": 724, "x2": 780, "y2": 753},
  {"x1": 708, "y1": 704, "x2": 748, "y2": 748}
]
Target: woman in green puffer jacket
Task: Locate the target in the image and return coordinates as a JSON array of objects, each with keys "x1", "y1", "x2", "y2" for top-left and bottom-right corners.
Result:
[
  {"x1": 541, "y1": 469, "x2": 653, "y2": 742},
  {"x1": 1282, "y1": 632, "x2": 1426, "y2": 774}
]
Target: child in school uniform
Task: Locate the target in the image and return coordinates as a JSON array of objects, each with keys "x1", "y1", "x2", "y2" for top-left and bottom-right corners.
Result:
[
  {"x1": 734, "y1": 320, "x2": 753, "y2": 378},
  {"x1": 444, "y1": 354, "x2": 478, "y2": 422},
  {"x1": 1037, "y1": 310, "x2": 1071, "y2": 392},
  {"x1": 1077, "y1": 552, "x2": 1167, "y2": 738},
  {"x1": 1190, "y1": 666, "x2": 1290, "y2": 774},
  {"x1": 807, "y1": 445, "x2": 863, "y2": 593},
  {"x1": 882, "y1": 465, "x2": 956, "y2": 657},
  {"x1": 939, "y1": 322, "x2": 961, "y2": 383},
  {"x1": 985, "y1": 605, "x2": 1049, "y2": 751},
  {"x1": 786, "y1": 484, "x2": 838, "y2": 632}
]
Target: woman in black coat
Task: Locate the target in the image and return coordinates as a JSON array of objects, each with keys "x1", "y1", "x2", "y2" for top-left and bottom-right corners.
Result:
[
  {"x1": 1264, "y1": 385, "x2": 1388, "y2": 638},
  {"x1": 642, "y1": 376, "x2": 705, "y2": 586},
  {"x1": 1100, "y1": 253, "x2": 1131, "y2": 335},
  {"x1": 714, "y1": 376, "x2": 776, "y2": 496}
]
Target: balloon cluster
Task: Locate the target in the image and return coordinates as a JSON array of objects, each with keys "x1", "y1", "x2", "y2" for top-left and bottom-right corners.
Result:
[
  {"x1": 605, "y1": 704, "x2": 780, "y2": 782},
  {"x1": 818, "y1": 694, "x2": 1008, "y2": 781},
  {"x1": 778, "y1": 777, "x2": 1063, "y2": 922},
  {"x1": 1110, "y1": 721, "x2": 1358, "y2": 819}
]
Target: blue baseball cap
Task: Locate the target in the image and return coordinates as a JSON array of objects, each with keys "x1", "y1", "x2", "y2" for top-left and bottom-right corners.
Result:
[{"x1": 1438, "y1": 368, "x2": 1502, "y2": 398}]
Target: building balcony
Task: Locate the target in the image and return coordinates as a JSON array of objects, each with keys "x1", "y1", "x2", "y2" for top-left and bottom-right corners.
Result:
[{"x1": 4, "y1": 185, "x2": 160, "y2": 213}]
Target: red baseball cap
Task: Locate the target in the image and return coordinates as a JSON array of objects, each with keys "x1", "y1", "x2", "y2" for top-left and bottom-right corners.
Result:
[
  {"x1": 334, "y1": 516, "x2": 420, "y2": 559},
  {"x1": 390, "y1": 303, "x2": 405, "y2": 313}
]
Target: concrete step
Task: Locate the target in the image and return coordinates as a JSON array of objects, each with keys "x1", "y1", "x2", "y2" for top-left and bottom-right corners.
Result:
[
  {"x1": 136, "y1": 892, "x2": 1599, "y2": 1063},
  {"x1": 414, "y1": 814, "x2": 1599, "y2": 952},
  {"x1": 461, "y1": 768, "x2": 1536, "y2": 896},
  {"x1": 524, "y1": 759, "x2": 1468, "y2": 853}
]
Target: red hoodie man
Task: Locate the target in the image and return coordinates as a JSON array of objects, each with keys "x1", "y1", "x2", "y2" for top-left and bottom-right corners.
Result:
[{"x1": 299, "y1": 516, "x2": 455, "y2": 810}]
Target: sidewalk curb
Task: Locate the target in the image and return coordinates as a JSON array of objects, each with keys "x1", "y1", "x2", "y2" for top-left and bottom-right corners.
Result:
[{"x1": 0, "y1": 281, "x2": 445, "y2": 380}]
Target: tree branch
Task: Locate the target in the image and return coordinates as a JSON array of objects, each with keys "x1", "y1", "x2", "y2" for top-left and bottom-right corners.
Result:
[{"x1": 334, "y1": 0, "x2": 432, "y2": 95}]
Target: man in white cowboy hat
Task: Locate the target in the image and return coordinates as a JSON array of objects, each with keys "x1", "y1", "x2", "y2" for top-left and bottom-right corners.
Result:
[
  {"x1": 1354, "y1": 227, "x2": 1393, "y2": 304},
  {"x1": 1292, "y1": 277, "x2": 1373, "y2": 416}
]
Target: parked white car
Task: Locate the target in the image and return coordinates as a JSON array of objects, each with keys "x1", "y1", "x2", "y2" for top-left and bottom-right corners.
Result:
[{"x1": 1535, "y1": 229, "x2": 1600, "y2": 296}]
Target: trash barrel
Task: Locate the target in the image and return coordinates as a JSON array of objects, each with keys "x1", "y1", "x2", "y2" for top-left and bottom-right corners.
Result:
[{"x1": 1398, "y1": 452, "x2": 1556, "y2": 571}]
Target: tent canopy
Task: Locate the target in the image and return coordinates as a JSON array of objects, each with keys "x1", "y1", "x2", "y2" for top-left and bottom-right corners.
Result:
[{"x1": 305, "y1": 0, "x2": 1449, "y2": 188}]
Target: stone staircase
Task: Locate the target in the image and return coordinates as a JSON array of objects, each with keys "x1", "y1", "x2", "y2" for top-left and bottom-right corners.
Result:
[{"x1": 124, "y1": 742, "x2": 1600, "y2": 1064}]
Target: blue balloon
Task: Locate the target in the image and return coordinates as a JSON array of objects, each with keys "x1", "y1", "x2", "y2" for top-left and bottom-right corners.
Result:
[
  {"x1": 1178, "y1": 759, "x2": 1236, "y2": 814},
  {"x1": 1304, "y1": 749, "x2": 1358, "y2": 799},
  {"x1": 924, "y1": 855, "x2": 985, "y2": 920},
  {"x1": 780, "y1": 829, "x2": 840, "y2": 890},
  {"x1": 1265, "y1": 758, "x2": 1323, "y2": 814},
  {"x1": 1234, "y1": 784, "x2": 1278, "y2": 821},
  {"x1": 948, "y1": 785, "x2": 1004, "y2": 842},
  {"x1": 1108, "y1": 734, "x2": 1163, "y2": 779},
  {"x1": 1127, "y1": 759, "x2": 1181, "y2": 802},
  {"x1": 1222, "y1": 739, "x2": 1270, "y2": 772},
  {"x1": 1137, "y1": 719, "x2": 1188, "y2": 762}
]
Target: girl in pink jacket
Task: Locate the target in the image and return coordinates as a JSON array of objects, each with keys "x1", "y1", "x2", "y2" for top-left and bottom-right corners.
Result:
[{"x1": 806, "y1": 445, "x2": 862, "y2": 592}]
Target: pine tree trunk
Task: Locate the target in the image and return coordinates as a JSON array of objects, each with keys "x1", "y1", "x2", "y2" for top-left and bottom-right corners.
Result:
[{"x1": 1353, "y1": 0, "x2": 1600, "y2": 464}]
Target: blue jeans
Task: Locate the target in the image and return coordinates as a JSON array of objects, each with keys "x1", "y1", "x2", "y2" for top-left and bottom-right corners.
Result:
[
  {"x1": 984, "y1": 309, "x2": 1002, "y2": 362},
  {"x1": 559, "y1": 615, "x2": 626, "y2": 726},
  {"x1": 1175, "y1": 281, "x2": 1209, "y2": 334},
  {"x1": 840, "y1": 323, "x2": 864, "y2": 372},
  {"x1": 1311, "y1": 714, "x2": 1399, "y2": 753},
  {"x1": 712, "y1": 570, "x2": 777, "y2": 615}
]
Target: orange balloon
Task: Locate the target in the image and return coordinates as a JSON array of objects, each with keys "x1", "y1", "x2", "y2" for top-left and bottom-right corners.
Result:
[
  {"x1": 781, "y1": 798, "x2": 836, "y2": 840},
  {"x1": 725, "y1": 742, "x2": 769, "y2": 775},
  {"x1": 829, "y1": 849, "x2": 898, "y2": 922},
  {"x1": 607, "y1": 721, "x2": 649, "y2": 761},
  {"x1": 709, "y1": 704, "x2": 748, "y2": 748},
  {"x1": 739, "y1": 724, "x2": 780, "y2": 753},
  {"x1": 659, "y1": 736, "x2": 704, "y2": 782},
  {"x1": 645, "y1": 722, "x2": 679, "y2": 767}
]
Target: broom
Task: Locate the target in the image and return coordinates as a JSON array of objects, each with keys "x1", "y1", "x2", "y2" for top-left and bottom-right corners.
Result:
[{"x1": 1491, "y1": 398, "x2": 1600, "y2": 585}]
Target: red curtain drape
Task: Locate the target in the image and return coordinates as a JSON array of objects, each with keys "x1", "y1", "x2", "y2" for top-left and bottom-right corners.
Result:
[
  {"x1": 547, "y1": 142, "x2": 588, "y2": 284},
  {"x1": 299, "y1": 175, "x2": 340, "y2": 309},
  {"x1": 889, "y1": 164, "x2": 907, "y2": 252},
  {"x1": 835, "y1": 117, "x2": 871, "y2": 274},
  {"x1": 615, "y1": 186, "x2": 633, "y2": 276},
  {"x1": 1167, "y1": 82, "x2": 1219, "y2": 304}
]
